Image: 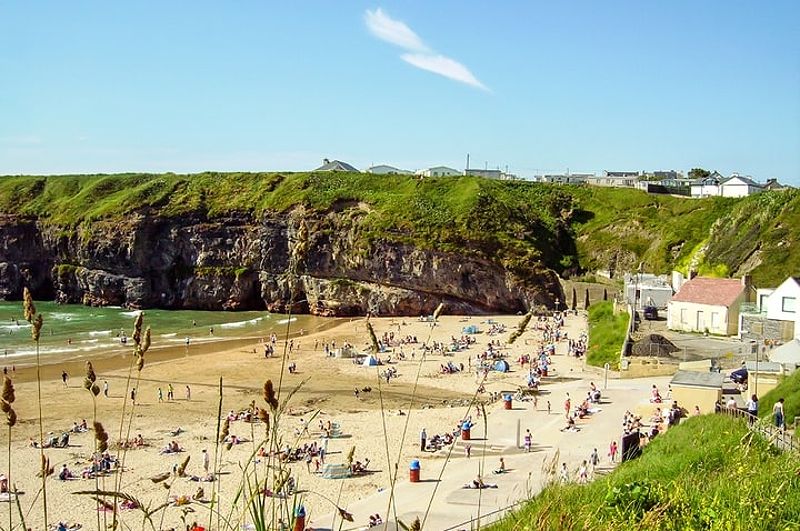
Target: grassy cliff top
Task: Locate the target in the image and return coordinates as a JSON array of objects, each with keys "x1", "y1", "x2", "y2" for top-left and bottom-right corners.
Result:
[
  {"x1": 488, "y1": 414, "x2": 800, "y2": 530},
  {"x1": 0, "y1": 172, "x2": 797, "y2": 285}
]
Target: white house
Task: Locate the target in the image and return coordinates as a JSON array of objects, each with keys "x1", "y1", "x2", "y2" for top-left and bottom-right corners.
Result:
[
  {"x1": 416, "y1": 166, "x2": 461, "y2": 177},
  {"x1": 690, "y1": 171, "x2": 724, "y2": 198},
  {"x1": 720, "y1": 175, "x2": 763, "y2": 197},
  {"x1": 764, "y1": 277, "x2": 800, "y2": 339},
  {"x1": 667, "y1": 276, "x2": 752, "y2": 336},
  {"x1": 366, "y1": 165, "x2": 412, "y2": 175}
]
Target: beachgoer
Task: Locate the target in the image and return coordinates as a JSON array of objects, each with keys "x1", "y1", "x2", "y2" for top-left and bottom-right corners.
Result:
[
  {"x1": 547, "y1": 400, "x2": 551, "y2": 415},
  {"x1": 609, "y1": 440, "x2": 618, "y2": 463},
  {"x1": 131, "y1": 388, "x2": 136, "y2": 404},
  {"x1": 577, "y1": 460, "x2": 589, "y2": 484},
  {"x1": 158, "y1": 387, "x2": 164, "y2": 403},
  {"x1": 559, "y1": 463, "x2": 569, "y2": 483},
  {"x1": 186, "y1": 385, "x2": 191, "y2": 401},
  {"x1": 420, "y1": 428, "x2": 427, "y2": 452},
  {"x1": 167, "y1": 383, "x2": 174, "y2": 401},
  {"x1": 103, "y1": 380, "x2": 109, "y2": 398},
  {"x1": 61, "y1": 370, "x2": 69, "y2": 387},
  {"x1": 746, "y1": 394, "x2": 758, "y2": 424},
  {"x1": 590, "y1": 448, "x2": 600, "y2": 471},
  {"x1": 773, "y1": 398, "x2": 785, "y2": 430},
  {"x1": 523, "y1": 429, "x2": 532, "y2": 452},
  {"x1": 202, "y1": 449, "x2": 210, "y2": 474}
]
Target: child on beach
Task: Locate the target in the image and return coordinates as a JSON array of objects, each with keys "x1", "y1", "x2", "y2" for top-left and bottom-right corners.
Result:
[
  {"x1": 609, "y1": 440, "x2": 618, "y2": 463},
  {"x1": 523, "y1": 429, "x2": 532, "y2": 452}
]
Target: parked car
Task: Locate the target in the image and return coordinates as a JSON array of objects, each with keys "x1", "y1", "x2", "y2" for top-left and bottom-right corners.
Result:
[
  {"x1": 729, "y1": 367, "x2": 748, "y2": 384},
  {"x1": 643, "y1": 306, "x2": 659, "y2": 320}
]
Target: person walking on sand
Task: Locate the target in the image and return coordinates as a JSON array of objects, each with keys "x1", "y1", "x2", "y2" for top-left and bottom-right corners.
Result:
[
  {"x1": 420, "y1": 428, "x2": 427, "y2": 452},
  {"x1": 202, "y1": 449, "x2": 210, "y2": 474},
  {"x1": 157, "y1": 387, "x2": 163, "y2": 403},
  {"x1": 559, "y1": 462, "x2": 569, "y2": 483},
  {"x1": 577, "y1": 460, "x2": 589, "y2": 484},
  {"x1": 130, "y1": 388, "x2": 136, "y2": 404},
  {"x1": 608, "y1": 440, "x2": 618, "y2": 463},
  {"x1": 186, "y1": 385, "x2": 191, "y2": 401},
  {"x1": 547, "y1": 400, "x2": 551, "y2": 415},
  {"x1": 523, "y1": 429, "x2": 532, "y2": 452},
  {"x1": 564, "y1": 395, "x2": 572, "y2": 419},
  {"x1": 103, "y1": 380, "x2": 109, "y2": 398},
  {"x1": 590, "y1": 448, "x2": 600, "y2": 474},
  {"x1": 167, "y1": 383, "x2": 174, "y2": 401},
  {"x1": 61, "y1": 370, "x2": 69, "y2": 387}
]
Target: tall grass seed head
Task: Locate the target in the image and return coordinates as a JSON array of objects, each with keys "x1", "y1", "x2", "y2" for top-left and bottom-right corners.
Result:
[
  {"x1": 142, "y1": 326, "x2": 151, "y2": 353},
  {"x1": 2, "y1": 377, "x2": 14, "y2": 404},
  {"x1": 6, "y1": 408, "x2": 16, "y2": 427},
  {"x1": 22, "y1": 287, "x2": 36, "y2": 323},
  {"x1": 264, "y1": 380, "x2": 279, "y2": 411},
  {"x1": 31, "y1": 314, "x2": 43, "y2": 341},
  {"x1": 132, "y1": 312, "x2": 144, "y2": 345},
  {"x1": 433, "y1": 302, "x2": 445, "y2": 321}
]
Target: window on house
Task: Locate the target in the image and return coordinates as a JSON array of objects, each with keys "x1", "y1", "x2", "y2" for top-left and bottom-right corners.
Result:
[{"x1": 782, "y1": 297, "x2": 796, "y2": 313}]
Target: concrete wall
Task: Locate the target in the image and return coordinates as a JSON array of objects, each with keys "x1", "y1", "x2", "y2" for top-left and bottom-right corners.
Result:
[
  {"x1": 740, "y1": 314, "x2": 795, "y2": 342},
  {"x1": 671, "y1": 385, "x2": 722, "y2": 414}
]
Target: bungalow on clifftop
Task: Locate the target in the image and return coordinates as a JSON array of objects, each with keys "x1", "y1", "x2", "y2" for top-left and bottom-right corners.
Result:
[{"x1": 667, "y1": 276, "x2": 753, "y2": 336}]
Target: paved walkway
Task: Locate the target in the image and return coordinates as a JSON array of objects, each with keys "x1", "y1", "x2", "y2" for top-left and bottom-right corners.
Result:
[{"x1": 311, "y1": 315, "x2": 673, "y2": 530}]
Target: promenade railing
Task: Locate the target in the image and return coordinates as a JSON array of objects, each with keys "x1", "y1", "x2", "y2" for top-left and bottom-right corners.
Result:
[{"x1": 717, "y1": 406, "x2": 799, "y2": 453}]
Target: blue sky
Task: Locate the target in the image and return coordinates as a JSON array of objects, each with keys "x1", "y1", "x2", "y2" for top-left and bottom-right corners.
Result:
[{"x1": 1, "y1": 1, "x2": 798, "y2": 183}]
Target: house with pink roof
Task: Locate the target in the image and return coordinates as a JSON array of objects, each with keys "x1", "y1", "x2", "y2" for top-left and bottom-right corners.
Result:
[{"x1": 667, "y1": 276, "x2": 754, "y2": 336}]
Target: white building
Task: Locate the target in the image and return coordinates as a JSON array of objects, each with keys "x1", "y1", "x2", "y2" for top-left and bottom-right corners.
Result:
[
  {"x1": 764, "y1": 277, "x2": 800, "y2": 339},
  {"x1": 719, "y1": 175, "x2": 764, "y2": 197},
  {"x1": 667, "y1": 276, "x2": 752, "y2": 336},
  {"x1": 690, "y1": 172, "x2": 724, "y2": 198},
  {"x1": 416, "y1": 166, "x2": 461, "y2": 177},
  {"x1": 624, "y1": 273, "x2": 674, "y2": 309}
]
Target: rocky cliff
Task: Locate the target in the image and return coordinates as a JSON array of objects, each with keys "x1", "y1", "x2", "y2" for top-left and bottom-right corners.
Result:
[{"x1": 0, "y1": 208, "x2": 563, "y2": 316}]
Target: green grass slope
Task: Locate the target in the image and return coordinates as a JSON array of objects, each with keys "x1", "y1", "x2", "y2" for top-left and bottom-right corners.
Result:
[
  {"x1": 488, "y1": 415, "x2": 800, "y2": 531},
  {"x1": 759, "y1": 369, "x2": 800, "y2": 426},
  {"x1": 586, "y1": 301, "x2": 629, "y2": 369}
]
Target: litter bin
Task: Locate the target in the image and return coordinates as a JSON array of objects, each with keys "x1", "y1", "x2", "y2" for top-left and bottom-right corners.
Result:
[
  {"x1": 293, "y1": 505, "x2": 306, "y2": 531},
  {"x1": 409, "y1": 459, "x2": 421, "y2": 482},
  {"x1": 503, "y1": 394, "x2": 513, "y2": 410},
  {"x1": 461, "y1": 426, "x2": 471, "y2": 440}
]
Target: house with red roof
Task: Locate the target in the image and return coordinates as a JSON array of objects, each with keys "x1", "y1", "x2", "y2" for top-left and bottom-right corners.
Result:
[{"x1": 667, "y1": 276, "x2": 753, "y2": 336}]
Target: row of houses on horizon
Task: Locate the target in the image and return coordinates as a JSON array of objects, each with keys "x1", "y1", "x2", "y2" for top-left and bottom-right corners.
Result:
[
  {"x1": 313, "y1": 159, "x2": 790, "y2": 197},
  {"x1": 314, "y1": 158, "x2": 519, "y2": 180}
]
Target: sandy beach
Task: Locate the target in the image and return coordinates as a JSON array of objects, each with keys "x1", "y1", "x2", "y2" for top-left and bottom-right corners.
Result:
[{"x1": 0, "y1": 311, "x2": 667, "y2": 530}]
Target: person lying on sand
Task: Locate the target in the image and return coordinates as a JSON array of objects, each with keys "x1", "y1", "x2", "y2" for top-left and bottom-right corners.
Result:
[
  {"x1": 463, "y1": 476, "x2": 498, "y2": 489},
  {"x1": 560, "y1": 418, "x2": 581, "y2": 432},
  {"x1": 159, "y1": 440, "x2": 183, "y2": 454}
]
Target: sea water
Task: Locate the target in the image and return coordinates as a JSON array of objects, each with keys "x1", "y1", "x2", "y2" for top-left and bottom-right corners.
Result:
[{"x1": 0, "y1": 301, "x2": 331, "y2": 362}]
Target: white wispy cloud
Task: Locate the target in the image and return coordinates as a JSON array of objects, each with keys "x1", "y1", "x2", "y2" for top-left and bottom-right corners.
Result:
[
  {"x1": 364, "y1": 8, "x2": 488, "y2": 91},
  {"x1": 364, "y1": 8, "x2": 428, "y2": 53},
  {"x1": 401, "y1": 53, "x2": 488, "y2": 91}
]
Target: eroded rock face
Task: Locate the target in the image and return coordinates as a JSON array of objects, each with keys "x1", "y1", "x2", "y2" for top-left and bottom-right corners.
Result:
[{"x1": 0, "y1": 211, "x2": 563, "y2": 316}]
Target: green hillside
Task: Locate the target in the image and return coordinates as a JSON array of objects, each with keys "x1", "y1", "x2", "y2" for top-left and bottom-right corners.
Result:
[
  {"x1": 0, "y1": 173, "x2": 797, "y2": 286},
  {"x1": 488, "y1": 415, "x2": 800, "y2": 531},
  {"x1": 759, "y1": 369, "x2": 800, "y2": 426}
]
